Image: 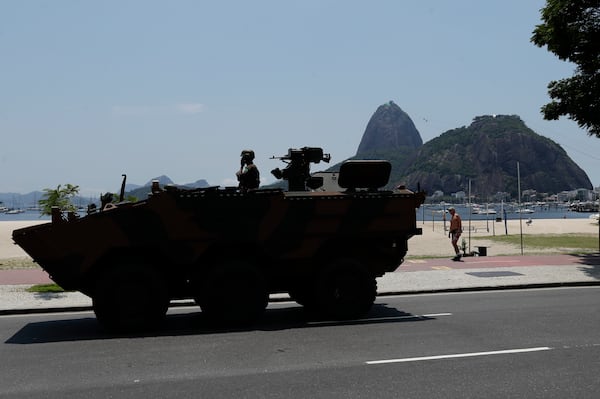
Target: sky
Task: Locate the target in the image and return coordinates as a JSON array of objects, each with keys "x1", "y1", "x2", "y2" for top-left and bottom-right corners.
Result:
[{"x1": 2, "y1": 0, "x2": 600, "y2": 197}]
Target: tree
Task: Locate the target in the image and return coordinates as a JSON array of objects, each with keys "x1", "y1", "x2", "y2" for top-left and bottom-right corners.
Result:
[
  {"x1": 38, "y1": 184, "x2": 80, "y2": 216},
  {"x1": 531, "y1": 0, "x2": 600, "y2": 137}
]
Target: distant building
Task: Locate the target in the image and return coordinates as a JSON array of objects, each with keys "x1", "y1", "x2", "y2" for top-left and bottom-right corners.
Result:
[
  {"x1": 522, "y1": 189, "x2": 537, "y2": 202},
  {"x1": 452, "y1": 191, "x2": 466, "y2": 201},
  {"x1": 430, "y1": 190, "x2": 445, "y2": 199},
  {"x1": 557, "y1": 191, "x2": 573, "y2": 202},
  {"x1": 494, "y1": 192, "x2": 511, "y2": 202},
  {"x1": 576, "y1": 188, "x2": 594, "y2": 201}
]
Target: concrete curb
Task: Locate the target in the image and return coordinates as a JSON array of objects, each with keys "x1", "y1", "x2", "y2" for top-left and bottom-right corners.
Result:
[
  {"x1": 375, "y1": 280, "x2": 600, "y2": 297},
  {"x1": 2, "y1": 280, "x2": 599, "y2": 317},
  {"x1": 2, "y1": 257, "x2": 599, "y2": 316}
]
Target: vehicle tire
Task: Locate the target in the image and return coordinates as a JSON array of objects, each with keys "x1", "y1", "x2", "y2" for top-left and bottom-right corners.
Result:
[
  {"x1": 196, "y1": 259, "x2": 268, "y2": 326},
  {"x1": 315, "y1": 258, "x2": 377, "y2": 320},
  {"x1": 288, "y1": 278, "x2": 317, "y2": 308},
  {"x1": 288, "y1": 286, "x2": 310, "y2": 306},
  {"x1": 92, "y1": 261, "x2": 169, "y2": 332}
]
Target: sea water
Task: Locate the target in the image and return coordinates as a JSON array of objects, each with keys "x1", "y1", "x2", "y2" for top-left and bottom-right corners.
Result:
[
  {"x1": 419, "y1": 204, "x2": 595, "y2": 222},
  {"x1": 1, "y1": 205, "x2": 595, "y2": 222}
]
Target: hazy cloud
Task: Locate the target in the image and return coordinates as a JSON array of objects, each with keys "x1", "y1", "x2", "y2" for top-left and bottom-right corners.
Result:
[
  {"x1": 176, "y1": 103, "x2": 204, "y2": 114},
  {"x1": 112, "y1": 103, "x2": 204, "y2": 116}
]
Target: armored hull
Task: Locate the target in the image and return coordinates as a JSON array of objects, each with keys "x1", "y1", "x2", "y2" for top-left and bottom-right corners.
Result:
[{"x1": 13, "y1": 158, "x2": 425, "y2": 331}]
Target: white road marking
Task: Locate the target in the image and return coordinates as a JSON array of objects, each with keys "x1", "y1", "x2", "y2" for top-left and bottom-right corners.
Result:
[
  {"x1": 307, "y1": 313, "x2": 452, "y2": 326},
  {"x1": 421, "y1": 313, "x2": 453, "y2": 317},
  {"x1": 366, "y1": 346, "x2": 552, "y2": 365}
]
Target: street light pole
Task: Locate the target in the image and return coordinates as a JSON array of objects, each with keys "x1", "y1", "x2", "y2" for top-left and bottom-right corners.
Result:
[
  {"x1": 468, "y1": 179, "x2": 472, "y2": 254},
  {"x1": 518, "y1": 162, "x2": 523, "y2": 255}
]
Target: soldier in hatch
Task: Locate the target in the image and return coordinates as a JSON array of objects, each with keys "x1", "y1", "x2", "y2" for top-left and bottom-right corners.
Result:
[{"x1": 236, "y1": 150, "x2": 260, "y2": 191}]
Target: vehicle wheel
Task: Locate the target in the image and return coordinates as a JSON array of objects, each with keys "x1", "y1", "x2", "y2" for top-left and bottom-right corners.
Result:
[
  {"x1": 92, "y1": 262, "x2": 169, "y2": 332},
  {"x1": 288, "y1": 286, "x2": 310, "y2": 306},
  {"x1": 315, "y1": 258, "x2": 377, "y2": 320},
  {"x1": 288, "y1": 278, "x2": 317, "y2": 308},
  {"x1": 196, "y1": 260, "x2": 268, "y2": 326}
]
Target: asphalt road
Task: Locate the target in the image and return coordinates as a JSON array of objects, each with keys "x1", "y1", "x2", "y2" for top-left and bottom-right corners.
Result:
[{"x1": 1, "y1": 287, "x2": 599, "y2": 398}]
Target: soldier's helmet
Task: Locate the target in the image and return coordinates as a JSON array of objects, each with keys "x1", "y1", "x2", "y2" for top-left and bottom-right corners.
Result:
[{"x1": 240, "y1": 150, "x2": 255, "y2": 161}]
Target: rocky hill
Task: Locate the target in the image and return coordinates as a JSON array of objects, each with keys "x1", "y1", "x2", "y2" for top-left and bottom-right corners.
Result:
[
  {"x1": 259, "y1": 101, "x2": 591, "y2": 198},
  {"x1": 391, "y1": 115, "x2": 591, "y2": 196},
  {"x1": 340, "y1": 103, "x2": 592, "y2": 197},
  {"x1": 324, "y1": 101, "x2": 422, "y2": 179},
  {"x1": 356, "y1": 101, "x2": 422, "y2": 155},
  {"x1": 126, "y1": 176, "x2": 210, "y2": 200}
]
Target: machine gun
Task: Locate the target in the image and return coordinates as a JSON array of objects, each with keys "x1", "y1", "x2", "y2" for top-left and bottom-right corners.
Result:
[{"x1": 271, "y1": 147, "x2": 331, "y2": 191}]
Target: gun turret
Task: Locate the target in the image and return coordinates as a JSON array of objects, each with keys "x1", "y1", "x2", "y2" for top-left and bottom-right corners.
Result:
[{"x1": 271, "y1": 147, "x2": 331, "y2": 191}]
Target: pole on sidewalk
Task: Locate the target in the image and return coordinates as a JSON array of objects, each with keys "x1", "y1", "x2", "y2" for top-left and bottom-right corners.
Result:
[
  {"x1": 486, "y1": 203, "x2": 489, "y2": 233},
  {"x1": 468, "y1": 179, "x2": 472, "y2": 253},
  {"x1": 517, "y1": 162, "x2": 523, "y2": 255}
]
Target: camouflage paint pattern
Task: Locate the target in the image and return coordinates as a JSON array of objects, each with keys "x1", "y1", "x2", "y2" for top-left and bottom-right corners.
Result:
[{"x1": 12, "y1": 185, "x2": 425, "y2": 298}]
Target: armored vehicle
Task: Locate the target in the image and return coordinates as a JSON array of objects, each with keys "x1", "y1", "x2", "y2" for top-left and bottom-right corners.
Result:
[{"x1": 13, "y1": 147, "x2": 425, "y2": 331}]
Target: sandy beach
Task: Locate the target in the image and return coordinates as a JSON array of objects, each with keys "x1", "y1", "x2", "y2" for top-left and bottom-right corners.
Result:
[
  {"x1": 1, "y1": 220, "x2": 48, "y2": 261},
  {"x1": 408, "y1": 217, "x2": 599, "y2": 257},
  {"x1": 1, "y1": 218, "x2": 599, "y2": 264}
]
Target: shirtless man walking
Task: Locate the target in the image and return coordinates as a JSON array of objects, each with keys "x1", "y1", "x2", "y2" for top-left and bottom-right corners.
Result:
[{"x1": 448, "y1": 207, "x2": 463, "y2": 261}]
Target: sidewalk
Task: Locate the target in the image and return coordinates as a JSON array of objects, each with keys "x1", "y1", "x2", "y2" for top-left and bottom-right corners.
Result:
[{"x1": 1, "y1": 254, "x2": 599, "y2": 315}]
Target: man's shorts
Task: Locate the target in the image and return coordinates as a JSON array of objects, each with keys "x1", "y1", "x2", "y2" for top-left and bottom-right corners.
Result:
[{"x1": 451, "y1": 231, "x2": 461, "y2": 243}]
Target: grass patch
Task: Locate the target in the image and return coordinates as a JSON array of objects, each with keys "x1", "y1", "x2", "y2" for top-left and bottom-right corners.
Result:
[
  {"x1": 26, "y1": 284, "x2": 65, "y2": 293},
  {"x1": 483, "y1": 233, "x2": 599, "y2": 251},
  {"x1": 0, "y1": 258, "x2": 39, "y2": 270}
]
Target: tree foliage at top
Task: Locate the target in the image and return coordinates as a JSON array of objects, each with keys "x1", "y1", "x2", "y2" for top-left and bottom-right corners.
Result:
[
  {"x1": 38, "y1": 184, "x2": 80, "y2": 216},
  {"x1": 531, "y1": 0, "x2": 600, "y2": 137}
]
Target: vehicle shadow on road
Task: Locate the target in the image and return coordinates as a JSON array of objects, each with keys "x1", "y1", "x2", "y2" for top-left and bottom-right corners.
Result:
[{"x1": 5, "y1": 303, "x2": 436, "y2": 345}]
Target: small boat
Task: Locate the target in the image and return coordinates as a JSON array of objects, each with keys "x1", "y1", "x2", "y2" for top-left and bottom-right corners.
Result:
[
  {"x1": 478, "y1": 209, "x2": 497, "y2": 215},
  {"x1": 5, "y1": 209, "x2": 25, "y2": 214},
  {"x1": 515, "y1": 208, "x2": 535, "y2": 214}
]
